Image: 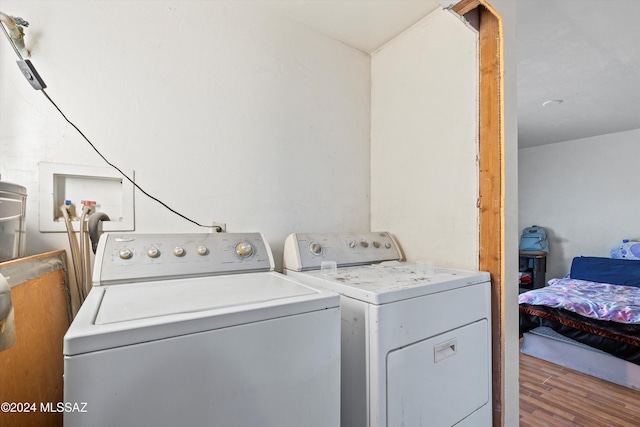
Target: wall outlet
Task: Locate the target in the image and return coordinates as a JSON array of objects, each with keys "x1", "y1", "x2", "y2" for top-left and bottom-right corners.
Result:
[{"x1": 211, "y1": 222, "x2": 226, "y2": 233}]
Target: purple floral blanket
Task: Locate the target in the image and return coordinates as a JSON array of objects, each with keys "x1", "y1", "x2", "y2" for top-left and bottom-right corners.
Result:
[{"x1": 518, "y1": 278, "x2": 640, "y2": 324}]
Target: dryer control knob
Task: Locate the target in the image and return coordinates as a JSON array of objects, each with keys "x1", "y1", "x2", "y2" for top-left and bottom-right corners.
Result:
[
  {"x1": 385, "y1": 242, "x2": 392, "y2": 249},
  {"x1": 360, "y1": 240, "x2": 369, "y2": 248},
  {"x1": 309, "y1": 242, "x2": 323, "y2": 256},
  {"x1": 373, "y1": 241, "x2": 380, "y2": 248},
  {"x1": 347, "y1": 240, "x2": 356, "y2": 248},
  {"x1": 173, "y1": 246, "x2": 185, "y2": 257},
  {"x1": 235, "y1": 242, "x2": 254, "y2": 257},
  {"x1": 147, "y1": 247, "x2": 160, "y2": 258},
  {"x1": 118, "y1": 248, "x2": 133, "y2": 260},
  {"x1": 196, "y1": 245, "x2": 209, "y2": 256}
]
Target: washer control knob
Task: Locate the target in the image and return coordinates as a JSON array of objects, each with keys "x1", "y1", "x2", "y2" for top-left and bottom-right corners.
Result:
[
  {"x1": 347, "y1": 240, "x2": 356, "y2": 248},
  {"x1": 196, "y1": 245, "x2": 209, "y2": 256},
  {"x1": 385, "y1": 242, "x2": 392, "y2": 249},
  {"x1": 360, "y1": 240, "x2": 369, "y2": 248},
  {"x1": 373, "y1": 241, "x2": 380, "y2": 248},
  {"x1": 147, "y1": 247, "x2": 160, "y2": 258},
  {"x1": 235, "y1": 242, "x2": 254, "y2": 257},
  {"x1": 309, "y1": 242, "x2": 323, "y2": 256},
  {"x1": 118, "y1": 248, "x2": 133, "y2": 260},
  {"x1": 173, "y1": 246, "x2": 185, "y2": 257}
]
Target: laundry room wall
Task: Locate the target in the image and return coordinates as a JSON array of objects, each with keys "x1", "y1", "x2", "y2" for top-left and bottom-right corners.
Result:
[
  {"x1": 0, "y1": 1, "x2": 371, "y2": 269},
  {"x1": 370, "y1": 8, "x2": 479, "y2": 271}
]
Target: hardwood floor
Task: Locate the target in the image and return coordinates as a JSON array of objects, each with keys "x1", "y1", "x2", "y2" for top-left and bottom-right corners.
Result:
[{"x1": 519, "y1": 353, "x2": 640, "y2": 426}]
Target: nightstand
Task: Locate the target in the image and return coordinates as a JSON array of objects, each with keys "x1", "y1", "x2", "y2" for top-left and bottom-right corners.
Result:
[{"x1": 519, "y1": 251, "x2": 547, "y2": 292}]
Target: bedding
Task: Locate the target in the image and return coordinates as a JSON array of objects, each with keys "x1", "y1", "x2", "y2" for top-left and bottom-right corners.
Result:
[
  {"x1": 519, "y1": 303, "x2": 640, "y2": 346},
  {"x1": 519, "y1": 305, "x2": 640, "y2": 363},
  {"x1": 519, "y1": 256, "x2": 640, "y2": 365},
  {"x1": 518, "y1": 278, "x2": 640, "y2": 324}
]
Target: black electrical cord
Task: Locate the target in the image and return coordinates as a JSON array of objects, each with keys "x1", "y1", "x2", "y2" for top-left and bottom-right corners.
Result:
[
  {"x1": 2, "y1": 17, "x2": 220, "y2": 231},
  {"x1": 40, "y1": 88, "x2": 221, "y2": 232}
]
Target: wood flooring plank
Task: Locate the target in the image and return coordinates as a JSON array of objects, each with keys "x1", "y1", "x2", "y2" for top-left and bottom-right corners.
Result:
[
  {"x1": 520, "y1": 393, "x2": 576, "y2": 422},
  {"x1": 519, "y1": 353, "x2": 640, "y2": 426},
  {"x1": 530, "y1": 409, "x2": 573, "y2": 427}
]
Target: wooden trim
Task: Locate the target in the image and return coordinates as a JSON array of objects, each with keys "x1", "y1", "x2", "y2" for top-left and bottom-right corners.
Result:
[
  {"x1": 453, "y1": 1, "x2": 505, "y2": 426},
  {"x1": 452, "y1": 0, "x2": 481, "y2": 16},
  {"x1": 479, "y1": 7, "x2": 504, "y2": 427}
]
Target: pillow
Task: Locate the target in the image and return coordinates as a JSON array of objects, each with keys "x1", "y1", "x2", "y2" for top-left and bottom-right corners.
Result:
[{"x1": 570, "y1": 256, "x2": 640, "y2": 288}]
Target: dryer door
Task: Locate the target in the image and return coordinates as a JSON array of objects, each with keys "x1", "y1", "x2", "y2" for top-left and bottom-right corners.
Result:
[{"x1": 386, "y1": 319, "x2": 490, "y2": 426}]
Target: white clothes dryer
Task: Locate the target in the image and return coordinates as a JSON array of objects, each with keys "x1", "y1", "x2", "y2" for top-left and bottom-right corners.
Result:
[
  {"x1": 283, "y1": 231, "x2": 492, "y2": 427},
  {"x1": 64, "y1": 232, "x2": 340, "y2": 427}
]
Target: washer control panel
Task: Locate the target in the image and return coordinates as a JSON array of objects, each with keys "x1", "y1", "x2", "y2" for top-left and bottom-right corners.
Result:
[
  {"x1": 283, "y1": 231, "x2": 402, "y2": 271},
  {"x1": 93, "y1": 232, "x2": 274, "y2": 285}
]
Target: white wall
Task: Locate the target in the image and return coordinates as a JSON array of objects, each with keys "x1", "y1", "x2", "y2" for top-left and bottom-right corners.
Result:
[
  {"x1": 519, "y1": 129, "x2": 640, "y2": 279},
  {"x1": 370, "y1": 8, "x2": 479, "y2": 270},
  {"x1": 0, "y1": 1, "x2": 371, "y2": 270}
]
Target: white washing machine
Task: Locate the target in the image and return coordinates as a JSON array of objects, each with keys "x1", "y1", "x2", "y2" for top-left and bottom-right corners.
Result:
[
  {"x1": 64, "y1": 232, "x2": 340, "y2": 427},
  {"x1": 283, "y1": 231, "x2": 492, "y2": 427}
]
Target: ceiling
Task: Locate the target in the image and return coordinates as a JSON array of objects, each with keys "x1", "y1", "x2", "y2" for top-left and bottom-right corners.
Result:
[
  {"x1": 268, "y1": 0, "x2": 640, "y2": 148},
  {"x1": 267, "y1": 0, "x2": 441, "y2": 53},
  {"x1": 517, "y1": 0, "x2": 640, "y2": 148}
]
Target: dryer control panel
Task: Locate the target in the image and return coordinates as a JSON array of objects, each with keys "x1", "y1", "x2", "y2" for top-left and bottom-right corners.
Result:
[
  {"x1": 283, "y1": 231, "x2": 403, "y2": 271},
  {"x1": 93, "y1": 232, "x2": 274, "y2": 285}
]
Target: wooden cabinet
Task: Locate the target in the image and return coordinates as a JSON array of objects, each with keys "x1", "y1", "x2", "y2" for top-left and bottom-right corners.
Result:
[{"x1": 0, "y1": 251, "x2": 70, "y2": 427}]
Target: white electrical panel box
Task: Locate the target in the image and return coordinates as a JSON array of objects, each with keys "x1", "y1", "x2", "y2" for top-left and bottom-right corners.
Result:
[{"x1": 39, "y1": 163, "x2": 135, "y2": 232}]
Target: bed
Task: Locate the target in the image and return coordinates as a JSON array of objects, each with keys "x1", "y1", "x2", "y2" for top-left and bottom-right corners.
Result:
[{"x1": 519, "y1": 256, "x2": 640, "y2": 389}]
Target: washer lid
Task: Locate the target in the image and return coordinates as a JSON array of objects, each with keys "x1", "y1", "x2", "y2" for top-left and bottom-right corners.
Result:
[
  {"x1": 64, "y1": 272, "x2": 339, "y2": 355},
  {"x1": 288, "y1": 263, "x2": 490, "y2": 304},
  {"x1": 95, "y1": 272, "x2": 315, "y2": 324}
]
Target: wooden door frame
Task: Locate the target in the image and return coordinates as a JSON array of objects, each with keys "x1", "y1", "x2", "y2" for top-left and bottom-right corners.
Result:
[{"x1": 452, "y1": 1, "x2": 505, "y2": 426}]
